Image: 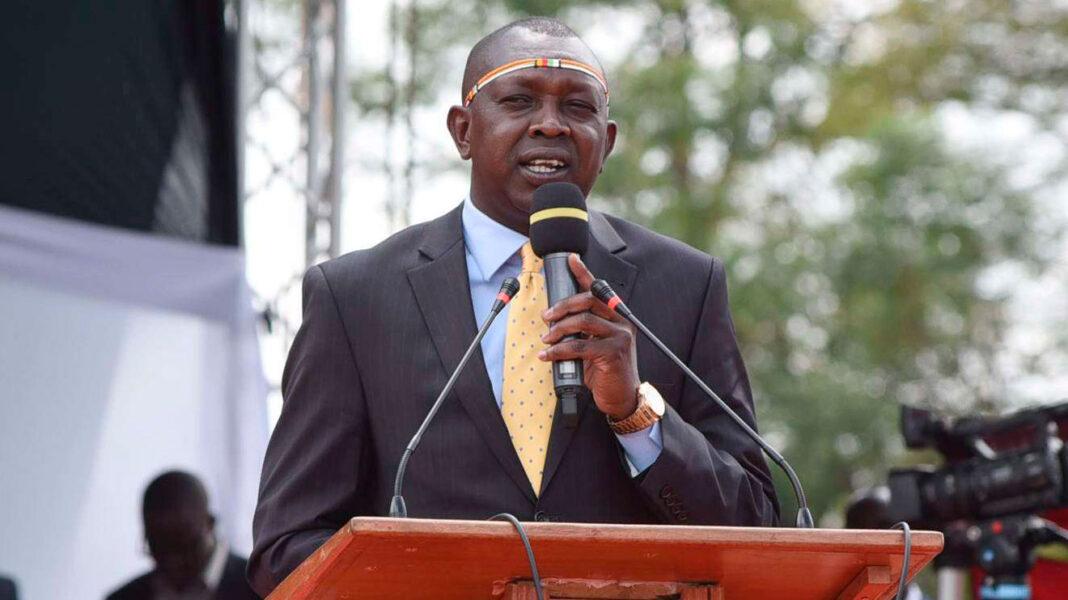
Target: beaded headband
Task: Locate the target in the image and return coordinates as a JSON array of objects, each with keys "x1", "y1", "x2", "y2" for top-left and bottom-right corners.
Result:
[{"x1": 463, "y1": 57, "x2": 610, "y2": 107}]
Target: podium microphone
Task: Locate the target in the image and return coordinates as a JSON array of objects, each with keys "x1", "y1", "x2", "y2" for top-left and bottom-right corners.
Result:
[
  {"x1": 389, "y1": 277, "x2": 520, "y2": 518},
  {"x1": 529, "y1": 182, "x2": 590, "y2": 428},
  {"x1": 590, "y1": 279, "x2": 815, "y2": 529}
]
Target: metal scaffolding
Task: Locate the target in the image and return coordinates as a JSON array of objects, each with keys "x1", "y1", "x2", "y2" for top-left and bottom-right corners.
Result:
[
  {"x1": 237, "y1": 0, "x2": 347, "y2": 384},
  {"x1": 240, "y1": 0, "x2": 346, "y2": 265}
]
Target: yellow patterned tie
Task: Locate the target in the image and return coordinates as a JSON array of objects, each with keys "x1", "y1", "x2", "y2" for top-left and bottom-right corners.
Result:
[{"x1": 502, "y1": 242, "x2": 557, "y2": 496}]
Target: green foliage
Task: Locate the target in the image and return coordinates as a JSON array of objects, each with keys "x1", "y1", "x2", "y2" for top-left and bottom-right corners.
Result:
[
  {"x1": 353, "y1": 0, "x2": 1066, "y2": 524},
  {"x1": 576, "y1": 0, "x2": 1060, "y2": 523}
]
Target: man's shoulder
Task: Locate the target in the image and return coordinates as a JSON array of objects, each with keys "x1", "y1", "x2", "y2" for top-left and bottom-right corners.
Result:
[
  {"x1": 0, "y1": 577, "x2": 16, "y2": 600},
  {"x1": 597, "y1": 212, "x2": 717, "y2": 276},
  {"x1": 104, "y1": 571, "x2": 153, "y2": 600},
  {"x1": 314, "y1": 205, "x2": 461, "y2": 285}
]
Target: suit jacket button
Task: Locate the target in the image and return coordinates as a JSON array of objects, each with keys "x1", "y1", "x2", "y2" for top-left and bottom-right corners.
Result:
[
  {"x1": 534, "y1": 511, "x2": 549, "y2": 522},
  {"x1": 659, "y1": 485, "x2": 674, "y2": 499}
]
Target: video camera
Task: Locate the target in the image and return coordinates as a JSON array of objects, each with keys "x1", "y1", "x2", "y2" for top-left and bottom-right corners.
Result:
[
  {"x1": 888, "y1": 403, "x2": 1068, "y2": 527},
  {"x1": 886, "y1": 402, "x2": 1068, "y2": 599}
]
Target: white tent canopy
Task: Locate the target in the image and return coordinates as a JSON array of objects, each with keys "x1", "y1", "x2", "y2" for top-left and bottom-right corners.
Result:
[{"x1": 0, "y1": 205, "x2": 268, "y2": 599}]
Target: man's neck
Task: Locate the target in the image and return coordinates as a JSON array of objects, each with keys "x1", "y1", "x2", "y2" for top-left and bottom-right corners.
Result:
[{"x1": 468, "y1": 190, "x2": 529, "y2": 236}]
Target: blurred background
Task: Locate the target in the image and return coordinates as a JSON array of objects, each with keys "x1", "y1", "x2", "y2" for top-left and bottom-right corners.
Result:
[{"x1": 2, "y1": 0, "x2": 1067, "y2": 598}]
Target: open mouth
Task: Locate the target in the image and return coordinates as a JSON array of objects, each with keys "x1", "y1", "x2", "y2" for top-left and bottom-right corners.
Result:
[{"x1": 520, "y1": 158, "x2": 569, "y2": 175}]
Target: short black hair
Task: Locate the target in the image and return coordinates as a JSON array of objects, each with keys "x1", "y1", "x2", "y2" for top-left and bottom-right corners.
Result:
[
  {"x1": 142, "y1": 470, "x2": 209, "y2": 517},
  {"x1": 461, "y1": 17, "x2": 602, "y2": 100}
]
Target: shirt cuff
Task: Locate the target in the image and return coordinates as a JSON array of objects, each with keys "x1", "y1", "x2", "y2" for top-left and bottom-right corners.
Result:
[{"x1": 615, "y1": 421, "x2": 663, "y2": 477}]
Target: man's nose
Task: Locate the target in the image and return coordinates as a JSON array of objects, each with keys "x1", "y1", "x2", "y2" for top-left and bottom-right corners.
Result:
[{"x1": 528, "y1": 101, "x2": 571, "y2": 138}]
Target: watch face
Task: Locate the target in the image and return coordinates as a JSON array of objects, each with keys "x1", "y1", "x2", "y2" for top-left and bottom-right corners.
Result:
[{"x1": 642, "y1": 383, "x2": 666, "y2": 416}]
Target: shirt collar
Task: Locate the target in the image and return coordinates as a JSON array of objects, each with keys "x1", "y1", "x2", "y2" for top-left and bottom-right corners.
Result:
[{"x1": 461, "y1": 197, "x2": 527, "y2": 281}]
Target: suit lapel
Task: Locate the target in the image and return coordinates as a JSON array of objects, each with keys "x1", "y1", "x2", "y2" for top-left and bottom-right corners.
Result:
[
  {"x1": 406, "y1": 206, "x2": 537, "y2": 502},
  {"x1": 540, "y1": 210, "x2": 638, "y2": 495}
]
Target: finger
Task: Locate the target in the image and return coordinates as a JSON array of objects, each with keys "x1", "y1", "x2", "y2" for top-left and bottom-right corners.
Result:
[
  {"x1": 538, "y1": 336, "x2": 617, "y2": 362},
  {"x1": 568, "y1": 253, "x2": 595, "y2": 291},
  {"x1": 541, "y1": 312, "x2": 621, "y2": 343},
  {"x1": 542, "y1": 291, "x2": 619, "y2": 323}
]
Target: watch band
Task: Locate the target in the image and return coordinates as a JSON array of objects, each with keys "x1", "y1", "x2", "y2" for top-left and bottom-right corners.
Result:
[{"x1": 608, "y1": 382, "x2": 664, "y2": 434}]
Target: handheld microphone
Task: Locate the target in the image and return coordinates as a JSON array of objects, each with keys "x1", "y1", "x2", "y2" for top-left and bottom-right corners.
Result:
[
  {"x1": 389, "y1": 277, "x2": 520, "y2": 518},
  {"x1": 590, "y1": 279, "x2": 815, "y2": 528},
  {"x1": 529, "y1": 182, "x2": 591, "y2": 429}
]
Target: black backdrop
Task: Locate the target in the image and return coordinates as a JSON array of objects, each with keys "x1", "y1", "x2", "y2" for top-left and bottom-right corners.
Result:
[{"x1": 0, "y1": 1, "x2": 238, "y2": 246}]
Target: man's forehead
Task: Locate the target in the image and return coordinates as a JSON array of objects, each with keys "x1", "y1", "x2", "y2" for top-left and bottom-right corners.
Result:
[{"x1": 490, "y1": 67, "x2": 603, "y2": 94}]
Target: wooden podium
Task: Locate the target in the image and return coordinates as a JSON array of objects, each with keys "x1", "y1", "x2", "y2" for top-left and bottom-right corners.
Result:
[{"x1": 267, "y1": 517, "x2": 942, "y2": 599}]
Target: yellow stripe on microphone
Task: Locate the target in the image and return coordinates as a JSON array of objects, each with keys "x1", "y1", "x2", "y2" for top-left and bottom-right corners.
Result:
[{"x1": 529, "y1": 207, "x2": 588, "y2": 224}]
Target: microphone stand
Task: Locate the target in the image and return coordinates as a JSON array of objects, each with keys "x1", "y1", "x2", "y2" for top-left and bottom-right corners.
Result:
[
  {"x1": 591, "y1": 279, "x2": 814, "y2": 528},
  {"x1": 389, "y1": 278, "x2": 519, "y2": 518}
]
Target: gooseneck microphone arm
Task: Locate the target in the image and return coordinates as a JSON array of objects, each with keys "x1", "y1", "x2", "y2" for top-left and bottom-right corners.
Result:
[
  {"x1": 389, "y1": 278, "x2": 520, "y2": 518},
  {"x1": 590, "y1": 279, "x2": 814, "y2": 528}
]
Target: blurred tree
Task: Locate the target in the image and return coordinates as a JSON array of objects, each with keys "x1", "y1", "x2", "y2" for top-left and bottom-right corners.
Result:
[
  {"x1": 344, "y1": 0, "x2": 1066, "y2": 523},
  {"x1": 495, "y1": 0, "x2": 1064, "y2": 523},
  {"x1": 348, "y1": 0, "x2": 501, "y2": 228}
]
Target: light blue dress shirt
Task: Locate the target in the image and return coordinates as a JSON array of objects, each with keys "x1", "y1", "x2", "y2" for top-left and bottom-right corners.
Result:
[{"x1": 461, "y1": 198, "x2": 662, "y2": 475}]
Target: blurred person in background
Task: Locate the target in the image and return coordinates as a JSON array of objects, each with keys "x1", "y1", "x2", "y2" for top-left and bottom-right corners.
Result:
[
  {"x1": 0, "y1": 575, "x2": 17, "y2": 600},
  {"x1": 105, "y1": 471, "x2": 257, "y2": 600}
]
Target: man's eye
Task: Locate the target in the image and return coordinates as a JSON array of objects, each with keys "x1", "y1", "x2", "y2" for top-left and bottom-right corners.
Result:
[
  {"x1": 568, "y1": 101, "x2": 596, "y2": 114},
  {"x1": 501, "y1": 96, "x2": 532, "y2": 106}
]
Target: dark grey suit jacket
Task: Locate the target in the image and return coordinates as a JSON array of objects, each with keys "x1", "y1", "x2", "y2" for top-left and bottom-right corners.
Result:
[
  {"x1": 105, "y1": 553, "x2": 257, "y2": 600},
  {"x1": 249, "y1": 205, "x2": 779, "y2": 595},
  {"x1": 0, "y1": 577, "x2": 16, "y2": 600}
]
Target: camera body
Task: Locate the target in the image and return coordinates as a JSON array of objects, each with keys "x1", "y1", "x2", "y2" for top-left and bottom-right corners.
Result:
[
  {"x1": 887, "y1": 404, "x2": 1068, "y2": 527},
  {"x1": 888, "y1": 442, "x2": 1067, "y2": 526}
]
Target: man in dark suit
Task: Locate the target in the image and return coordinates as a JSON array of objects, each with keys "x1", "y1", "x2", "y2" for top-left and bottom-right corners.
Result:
[
  {"x1": 106, "y1": 471, "x2": 258, "y2": 600},
  {"x1": 249, "y1": 17, "x2": 779, "y2": 595}
]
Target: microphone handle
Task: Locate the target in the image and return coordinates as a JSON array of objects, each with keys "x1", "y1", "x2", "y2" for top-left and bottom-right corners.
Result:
[
  {"x1": 389, "y1": 297, "x2": 507, "y2": 518},
  {"x1": 543, "y1": 252, "x2": 585, "y2": 428},
  {"x1": 611, "y1": 302, "x2": 814, "y2": 528}
]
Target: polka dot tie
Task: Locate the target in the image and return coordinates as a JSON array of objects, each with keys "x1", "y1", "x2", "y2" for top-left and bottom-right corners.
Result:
[{"x1": 502, "y1": 242, "x2": 557, "y2": 496}]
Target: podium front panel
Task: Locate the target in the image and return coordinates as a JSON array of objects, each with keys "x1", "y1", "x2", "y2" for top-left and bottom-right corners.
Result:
[{"x1": 270, "y1": 517, "x2": 942, "y2": 600}]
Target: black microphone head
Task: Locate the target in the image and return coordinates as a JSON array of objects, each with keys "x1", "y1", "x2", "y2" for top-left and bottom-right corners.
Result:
[
  {"x1": 590, "y1": 279, "x2": 616, "y2": 303},
  {"x1": 529, "y1": 182, "x2": 589, "y2": 257},
  {"x1": 500, "y1": 277, "x2": 520, "y2": 300}
]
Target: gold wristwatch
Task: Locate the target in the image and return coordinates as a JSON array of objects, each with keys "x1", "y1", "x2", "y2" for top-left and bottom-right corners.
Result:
[{"x1": 608, "y1": 382, "x2": 665, "y2": 434}]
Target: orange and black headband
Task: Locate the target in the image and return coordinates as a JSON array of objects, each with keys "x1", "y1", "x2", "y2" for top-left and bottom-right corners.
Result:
[{"x1": 464, "y1": 57, "x2": 610, "y2": 107}]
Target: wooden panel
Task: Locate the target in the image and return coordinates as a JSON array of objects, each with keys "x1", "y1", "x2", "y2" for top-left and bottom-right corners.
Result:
[
  {"x1": 502, "y1": 579, "x2": 719, "y2": 600},
  {"x1": 679, "y1": 585, "x2": 721, "y2": 600},
  {"x1": 267, "y1": 523, "x2": 361, "y2": 600},
  {"x1": 836, "y1": 566, "x2": 891, "y2": 600},
  {"x1": 268, "y1": 519, "x2": 941, "y2": 600},
  {"x1": 502, "y1": 582, "x2": 539, "y2": 600}
]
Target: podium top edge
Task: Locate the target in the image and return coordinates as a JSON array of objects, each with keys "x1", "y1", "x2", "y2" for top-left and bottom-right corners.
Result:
[{"x1": 344, "y1": 516, "x2": 943, "y2": 553}]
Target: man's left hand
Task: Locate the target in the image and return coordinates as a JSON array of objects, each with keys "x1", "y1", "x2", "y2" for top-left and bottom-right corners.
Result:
[{"x1": 539, "y1": 253, "x2": 640, "y2": 420}]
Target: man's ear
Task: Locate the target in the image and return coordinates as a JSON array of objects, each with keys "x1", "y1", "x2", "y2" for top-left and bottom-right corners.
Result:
[
  {"x1": 598, "y1": 119, "x2": 618, "y2": 174},
  {"x1": 447, "y1": 105, "x2": 473, "y2": 160},
  {"x1": 604, "y1": 120, "x2": 618, "y2": 162}
]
